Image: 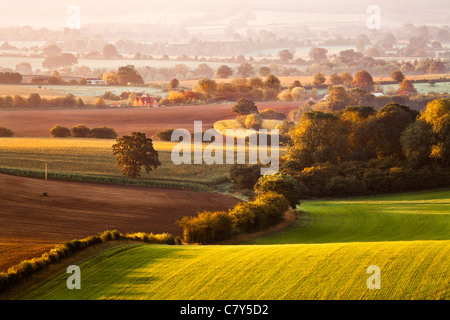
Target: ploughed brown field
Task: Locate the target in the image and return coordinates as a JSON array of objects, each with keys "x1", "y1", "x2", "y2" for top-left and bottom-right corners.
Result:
[
  {"x1": 0, "y1": 102, "x2": 299, "y2": 138},
  {"x1": 0, "y1": 174, "x2": 241, "y2": 272}
]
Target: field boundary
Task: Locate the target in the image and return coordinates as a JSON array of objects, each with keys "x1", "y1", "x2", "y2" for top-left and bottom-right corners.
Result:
[
  {"x1": 0, "y1": 230, "x2": 178, "y2": 297},
  {"x1": 0, "y1": 166, "x2": 217, "y2": 192}
]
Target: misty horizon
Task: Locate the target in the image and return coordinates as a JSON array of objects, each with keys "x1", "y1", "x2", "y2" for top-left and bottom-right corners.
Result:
[{"x1": 0, "y1": 0, "x2": 449, "y2": 30}]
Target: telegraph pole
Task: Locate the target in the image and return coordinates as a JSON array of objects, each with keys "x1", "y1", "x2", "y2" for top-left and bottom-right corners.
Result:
[{"x1": 38, "y1": 160, "x2": 51, "y2": 196}]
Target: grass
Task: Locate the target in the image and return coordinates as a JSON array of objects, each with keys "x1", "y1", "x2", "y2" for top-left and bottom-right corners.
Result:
[
  {"x1": 0, "y1": 137, "x2": 286, "y2": 190},
  {"x1": 248, "y1": 189, "x2": 450, "y2": 244},
  {"x1": 17, "y1": 241, "x2": 450, "y2": 300},
  {"x1": 0, "y1": 138, "x2": 232, "y2": 189},
  {"x1": 10, "y1": 188, "x2": 450, "y2": 300}
]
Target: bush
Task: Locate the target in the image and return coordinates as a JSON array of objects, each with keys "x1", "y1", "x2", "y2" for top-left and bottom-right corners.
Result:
[
  {"x1": 255, "y1": 172, "x2": 306, "y2": 207},
  {"x1": 177, "y1": 211, "x2": 234, "y2": 244},
  {"x1": 244, "y1": 113, "x2": 263, "y2": 130},
  {"x1": 0, "y1": 229, "x2": 178, "y2": 294},
  {"x1": 90, "y1": 127, "x2": 117, "y2": 139},
  {"x1": 228, "y1": 164, "x2": 262, "y2": 189},
  {"x1": 100, "y1": 230, "x2": 122, "y2": 242},
  {"x1": 167, "y1": 91, "x2": 186, "y2": 104},
  {"x1": 102, "y1": 91, "x2": 120, "y2": 101},
  {"x1": 259, "y1": 109, "x2": 286, "y2": 120},
  {"x1": 232, "y1": 98, "x2": 258, "y2": 115},
  {"x1": 95, "y1": 98, "x2": 107, "y2": 107},
  {"x1": 0, "y1": 127, "x2": 14, "y2": 137},
  {"x1": 258, "y1": 192, "x2": 290, "y2": 225},
  {"x1": 50, "y1": 125, "x2": 71, "y2": 138},
  {"x1": 155, "y1": 129, "x2": 175, "y2": 141},
  {"x1": 229, "y1": 201, "x2": 271, "y2": 233},
  {"x1": 70, "y1": 124, "x2": 90, "y2": 138}
]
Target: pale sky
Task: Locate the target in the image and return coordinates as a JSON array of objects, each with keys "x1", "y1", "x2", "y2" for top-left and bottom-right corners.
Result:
[{"x1": 0, "y1": 0, "x2": 448, "y2": 29}]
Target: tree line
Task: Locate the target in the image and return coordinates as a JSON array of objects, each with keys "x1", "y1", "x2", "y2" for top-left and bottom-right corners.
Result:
[
  {"x1": 230, "y1": 99, "x2": 450, "y2": 199},
  {"x1": 0, "y1": 93, "x2": 84, "y2": 109}
]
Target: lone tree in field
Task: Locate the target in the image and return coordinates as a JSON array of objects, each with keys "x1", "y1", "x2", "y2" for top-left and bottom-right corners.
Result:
[
  {"x1": 391, "y1": 70, "x2": 405, "y2": 83},
  {"x1": 112, "y1": 132, "x2": 161, "y2": 178},
  {"x1": 351, "y1": 70, "x2": 374, "y2": 92},
  {"x1": 232, "y1": 98, "x2": 258, "y2": 115}
]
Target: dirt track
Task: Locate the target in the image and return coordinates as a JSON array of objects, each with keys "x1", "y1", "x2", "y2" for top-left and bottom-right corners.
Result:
[
  {"x1": 0, "y1": 174, "x2": 241, "y2": 271},
  {"x1": 0, "y1": 102, "x2": 298, "y2": 138}
]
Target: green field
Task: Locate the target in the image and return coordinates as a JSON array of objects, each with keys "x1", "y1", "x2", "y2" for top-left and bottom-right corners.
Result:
[
  {"x1": 17, "y1": 241, "x2": 450, "y2": 300},
  {"x1": 11, "y1": 189, "x2": 450, "y2": 300},
  {"x1": 248, "y1": 190, "x2": 450, "y2": 244}
]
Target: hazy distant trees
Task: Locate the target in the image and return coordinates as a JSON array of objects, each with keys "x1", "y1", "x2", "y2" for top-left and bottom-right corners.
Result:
[
  {"x1": 278, "y1": 49, "x2": 294, "y2": 62},
  {"x1": 313, "y1": 72, "x2": 326, "y2": 86},
  {"x1": 169, "y1": 78, "x2": 179, "y2": 90},
  {"x1": 309, "y1": 48, "x2": 328, "y2": 63},
  {"x1": 42, "y1": 53, "x2": 78, "y2": 70},
  {"x1": 329, "y1": 74, "x2": 343, "y2": 86},
  {"x1": 102, "y1": 44, "x2": 120, "y2": 58},
  {"x1": 0, "y1": 72, "x2": 22, "y2": 84},
  {"x1": 102, "y1": 66, "x2": 144, "y2": 85},
  {"x1": 42, "y1": 45, "x2": 62, "y2": 56},
  {"x1": 196, "y1": 78, "x2": 218, "y2": 97},
  {"x1": 15, "y1": 62, "x2": 33, "y2": 74},
  {"x1": 391, "y1": 70, "x2": 405, "y2": 83},
  {"x1": 47, "y1": 71, "x2": 64, "y2": 85},
  {"x1": 215, "y1": 65, "x2": 233, "y2": 79},
  {"x1": 351, "y1": 70, "x2": 374, "y2": 92},
  {"x1": 398, "y1": 79, "x2": 417, "y2": 94},
  {"x1": 232, "y1": 98, "x2": 258, "y2": 115},
  {"x1": 264, "y1": 74, "x2": 281, "y2": 90},
  {"x1": 237, "y1": 63, "x2": 255, "y2": 77},
  {"x1": 258, "y1": 66, "x2": 271, "y2": 77}
]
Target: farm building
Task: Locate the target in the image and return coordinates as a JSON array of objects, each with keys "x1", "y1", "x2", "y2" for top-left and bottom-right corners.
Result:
[
  {"x1": 29, "y1": 76, "x2": 49, "y2": 84},
  {"x1": 86, "y1": 78, "x2": 104, "y2": 85},
  {"x1": 132, "y1": 93, "x2": 158, "y2": 107}
]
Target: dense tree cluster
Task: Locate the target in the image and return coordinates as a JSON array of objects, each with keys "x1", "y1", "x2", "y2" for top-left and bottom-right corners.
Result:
[
  {"x1": 50, "y1": 124, "x2": 117, "y2": 139},
  {"x1": 0, "y1": 72, "x2": 22, "y2": 84},
  {"x1": 229, "y1": 99, "x2": 450, "y2": 199},
  {"x1": 0, "y1": 93, "x2": 83, "y2": 109}
]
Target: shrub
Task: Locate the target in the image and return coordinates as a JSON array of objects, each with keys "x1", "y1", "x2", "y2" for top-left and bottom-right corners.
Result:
[
  {"x1": 277, "y1": 89, "x2": 293, "y2": 102},
  {"x1": 155, "y1": 129, "x2": 175, "y2": 141},
  {"x1": 229, "y1": 202, "x2": 269, "y2": 233},
  {"x1": 228, "y1": 164, "x2": 262, "y2": 189},
  {"x1": 0, "y1": 230, "x2": 178, "y2": 294},
  {"x1": 244, "y1": 113, "x2": 263, "y2": 130},
  {"x1": 102, "y1": 91, "x2": 120, "y2": 101},
  {"x1": 255, "y1": 172, "x2": 306, "y2": 207},
  {"x1": 70, "y1": 124, "x2": 90, "y2": 138},
  {"x1": 167, "y1": 91, "x2": 186, "y2": 104},
  {"x1": 232, "y1": 98, "x2": 258, "y2": 115},
  {"x1": 90, "y1": 127, "x2": 117, "y2": 139},
  {"x1": 257, "y1": 192, "x2": 290, "y2": 225},
  {"x1": 95, "y1": 98, "x2": 107, "y2": 107},
  {"x1": 100, "y1": 230, "x2": 122, "y2": 242},
  {"x1": 177, "y1": 211, "x2": 234, "y2": 244},
  {"x1": 259, "y1": 109, "x2": 286, "y2": 120},
  {"x1": 0, "y1": 127, "x2": 14, "y2": 137},
  {"x1": 50, "y1": 125, "x2": 71, "y2": 138}
]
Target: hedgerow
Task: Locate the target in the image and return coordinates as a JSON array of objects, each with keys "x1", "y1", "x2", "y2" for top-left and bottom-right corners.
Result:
[
  {"x1": 178, "y1": 192, "x2": 292, "y2": 244},
  {"x1": 0, "y1": 230, "x2": 178, "y2": 294}
]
